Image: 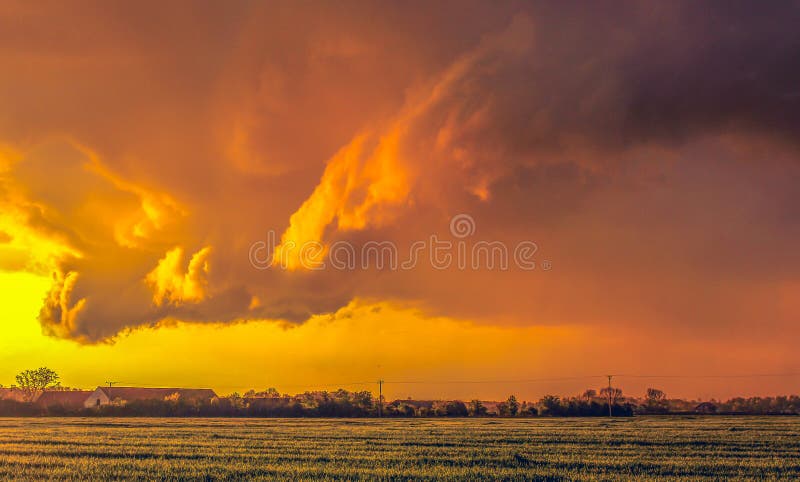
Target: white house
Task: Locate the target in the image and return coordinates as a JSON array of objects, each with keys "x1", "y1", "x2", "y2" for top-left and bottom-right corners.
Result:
[{"x1": 84, "y1": 386, "x2": 217, "y2": 408}]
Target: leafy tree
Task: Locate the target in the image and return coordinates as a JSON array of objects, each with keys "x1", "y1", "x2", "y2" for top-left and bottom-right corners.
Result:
[
  {"x1": 468, "y1": 399, "x2": 487, "y2": 416},
  {"x1": 351, "y1": 391, "x2": 373, "y2": 412},
  {"x1": 244, "y1": 387, "x2": 282, "y2": 398},
  {"x1": 15, "y1": 367, "x2": 60, "y2": 402},
  {"x1": 444, "y1": 400, "x2": 468, "y2": 417},
  {"x1": 496, "y1": 401, "x2": 509, "y2": 416},
  {"x1": 520, "y1": 402, "x2": 538, "y2": 416},
  {"x1": 227, "y1": 392, "x2": 247, "y2": 410},
  {"x1": 507, "y1": 395, "x2": 519, "y2": 416},
  {"x1": 642, "y1": 388, "x2": 669, "y2": 414},
  {"x1": 395, "y1": 403, "x2": 417, "y2": 417},
  {"x1": 537, "y1": 395, "x2": 562, "y2": 416},
  {"x1": 499, "y1": 395, "x2": 520, "y2": 417}
]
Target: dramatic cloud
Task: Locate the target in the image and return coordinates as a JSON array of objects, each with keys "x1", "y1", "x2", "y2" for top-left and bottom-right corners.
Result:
[{"x1": 0, "y1": 0, "x2": 798, "y2": 346}]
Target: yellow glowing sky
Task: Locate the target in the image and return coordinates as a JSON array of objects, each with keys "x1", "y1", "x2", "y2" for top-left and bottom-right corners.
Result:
[
  {"x1": 0, "y1": 271, "x2": 579, "y2": 399},
  {"x1": 2, "y1": 271, "x2": 795, "y2": 400}
]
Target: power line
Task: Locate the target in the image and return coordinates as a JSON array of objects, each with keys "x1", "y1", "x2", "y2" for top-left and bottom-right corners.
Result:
[
  {"x1": 89, "y1": 372, "x2": 799, "y2": 396},
  {"x1": 378, "y1": 372, "x2": 800, "y2": 385},
  {"x1": 106, "y1": 381, "x2": 376, "y2": 390},
  {"x1": 385, "y1": 375, "x2": 606, "y2": 385},
  {"x1": 614, "y1": 373, "x2": 800, "y2": 379},
  {"x1": 269, "y1": 381, "x2": 376, "y2": 389}
]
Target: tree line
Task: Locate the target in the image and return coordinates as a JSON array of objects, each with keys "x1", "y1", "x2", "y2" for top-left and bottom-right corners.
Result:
[{"x1": 2, "y1": 368, "x2": 799, "y2": 417}]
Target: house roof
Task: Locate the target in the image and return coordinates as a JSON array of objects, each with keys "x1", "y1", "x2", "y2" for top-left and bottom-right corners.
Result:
[
  {"x1": 97, "y1": 387, "x2": 217, "y2": 401},
  {"x1": 695, "y1": 401, "x2": 718, "y2": 410},
  {"x1": 389, "y1": 399, "x2": 436, "y2": 409},
  {"x1": 0, "y1": 388, "x2": 27, "y2": 402},
  {"x1": 35, "y1": 390, "x2": 92, "y2": 408}
]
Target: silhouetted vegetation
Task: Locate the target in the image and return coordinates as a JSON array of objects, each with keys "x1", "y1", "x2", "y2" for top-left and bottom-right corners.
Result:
[
  {"x1": 14, "y1": 367, "x2": 60, "y2": 402},
  {"x1": 3, "y1": 369, "x2": 800, "y2": 417}
]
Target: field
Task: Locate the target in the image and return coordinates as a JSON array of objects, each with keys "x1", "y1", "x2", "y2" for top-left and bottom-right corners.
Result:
[{"x1": 0, "y1": 416, "x2": 798, "y2": 480}]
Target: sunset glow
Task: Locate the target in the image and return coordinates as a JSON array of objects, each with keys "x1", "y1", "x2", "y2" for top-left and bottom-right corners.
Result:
[{"x1": 1, "y1": 1, "x2": 798, "y2": 401}]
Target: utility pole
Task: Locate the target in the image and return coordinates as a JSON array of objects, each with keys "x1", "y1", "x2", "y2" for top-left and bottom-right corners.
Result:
[
  {"x1": 106, "y1": 381, "x2": 118, "y2": 388},
  {"x1": 606, "y1": 375, "x2": 613, "y2": 417},
  {"x1": 377, "y1": 379, "x2": 384, "y2": 418}
]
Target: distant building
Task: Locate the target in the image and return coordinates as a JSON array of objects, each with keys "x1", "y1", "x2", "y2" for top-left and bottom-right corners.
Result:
[
  {"x1": 695, "y1": 402, "x2": 718, "y2": 414},
  {"x1": 35, "y1": 391, "x2": 93, "y2": 410},
  {"x1": 480, "y1": 401, "x2": 501, "y2": 415},
  {"x1": 389, "y1": 399, "x2": 435, "y2": 411},
  {"x1": 84, "y1": 387, "x2": 218, "y2": 408},
  {"x1": 0, "y1": 388, "x2": 27, "y2": 402}
]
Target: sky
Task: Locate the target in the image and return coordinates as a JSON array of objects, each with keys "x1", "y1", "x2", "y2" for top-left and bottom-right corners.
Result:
[{"x1": 1, "y1": 0, "x2": 799, "y2": 400}]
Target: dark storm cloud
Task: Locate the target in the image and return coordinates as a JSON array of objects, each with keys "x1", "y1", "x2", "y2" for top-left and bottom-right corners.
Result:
[{"x1": 0, "y1": 0, "x2": 798, "y2": 341}]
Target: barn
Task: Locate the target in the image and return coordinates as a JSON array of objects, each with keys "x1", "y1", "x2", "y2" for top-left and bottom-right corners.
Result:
[
  {"x1": 35, "y1": 391, "x2": 93, "y2": 411},
  {"x1": 0, "y1": 388, "x2": 27, "y2": 402},
  {"x1": 694, "y1": 401, "x2": 718, "y2": 414},
  {"x1": 84, "y1": 387, "x2": 218, "y2": 408}
]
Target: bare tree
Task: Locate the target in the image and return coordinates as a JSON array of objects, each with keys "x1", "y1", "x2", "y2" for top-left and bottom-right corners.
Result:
[
  {"x1": 646, "y1": 388, "x2": 666, "y2": 402},
  {"x1": 15, "y1": 367, "x2": 60, "y2": 402},
  {"x1": 600, "y1": 386, "x2": 623, "y2": 404},
  {"x1": 644, "y1": 388, "x2": 669, "y2": 413},
  {"x1": 582, "y1": 389, "x2": 597, "y2": 402}
]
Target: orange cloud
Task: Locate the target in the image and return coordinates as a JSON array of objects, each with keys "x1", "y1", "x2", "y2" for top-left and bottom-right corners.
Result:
[
  {"x1": 80, "y1": 148, "x2": 186, "y2": 249},
  {"x1": 0, "y1": 2, "x2": 798, "y2": 403},
  {"x1": 38, "y1": 270, "x2": 86, "y2": 339},
  {"x1": 146, "y1": 246, "x2": 212, "y2": 306},
  {"x1": 275, "y1": 16, "x2": 534, "y2": 269}
]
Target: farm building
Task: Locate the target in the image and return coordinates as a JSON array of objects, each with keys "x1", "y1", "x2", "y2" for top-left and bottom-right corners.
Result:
[
  {"x1": 35, "y1": 391, "x2": 92, "y2": 410},
  {"x1": 84, "y1": 387, "x2": 218, "y2": 408},
  {"x1": 0, "y1": 388, "x2": 27, "y2": 402},
  {"x1": 695, "y1": 402, "x2": 718, "y2": 414},
  {"x1": 389, "y1": 399, "x2": 435, "y2": 411}
]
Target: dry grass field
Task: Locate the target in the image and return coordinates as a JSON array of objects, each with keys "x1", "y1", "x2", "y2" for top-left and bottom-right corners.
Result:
[{"x1": 0, "y1": 416, "x2": 798, "y2": 480}]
